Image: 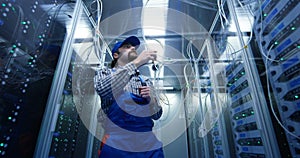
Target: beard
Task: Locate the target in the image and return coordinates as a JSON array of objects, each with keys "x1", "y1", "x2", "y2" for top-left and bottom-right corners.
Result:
[{"x1": 128, "y1": 51, "x2": 138, "y2": 62}]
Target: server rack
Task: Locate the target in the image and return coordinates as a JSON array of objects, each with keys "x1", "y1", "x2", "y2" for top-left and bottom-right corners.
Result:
[
  {"x1": 254, "y1": 0, "x2": 300, "y2": 157},
  {"x1": 225, "y1": 61, "x2": 266, "y2": 157},
  {"x1": 202, "y1": 0, "x2": 282, "y2": 157},
  {"x1": 0, "y1": 0, "x2": 66, "y2": 157}
]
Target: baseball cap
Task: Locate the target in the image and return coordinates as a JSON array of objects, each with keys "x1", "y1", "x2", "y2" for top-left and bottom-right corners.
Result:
[{"x1": 111, "y1": 36, "x2": 140, "y2": 55}]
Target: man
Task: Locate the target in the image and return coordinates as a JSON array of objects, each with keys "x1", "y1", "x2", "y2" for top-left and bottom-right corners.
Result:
[{"x1": 94, "y1": 36, "x2": 164, "y2": 158}]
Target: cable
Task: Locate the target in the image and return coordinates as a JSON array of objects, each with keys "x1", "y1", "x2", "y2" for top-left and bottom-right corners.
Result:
[
  {"x1": 88, "y1": 0, "x2": 100, "y2": 17},
  {"x1": 183, "y1": 62, "x2": 204, "y2": 127},
  {"x1": 92, "y1": 0, "x2": 121, "y2": 68},
  {"x1": 256, "y1": 0, "x2": 281, "y2": 63},
  {"x1": 144, "y1": 0, "x2": 150, "y2": 6},
  {"x1": 225, "y1": 41, "x2": 238, "y2": 61},
  {"x1": 265, "y1": 48, "x2": 300, "y2": 140},
  {"x1": 32, "y1": 4, "x2": 60, "y2": 52},
  {"x1": 94, "y1": 0, "x2": 105, "y2": 64},
  {"x1": 217, "y1": 0, "x2": 229, "y2": 29},
  {"x1": 81, "y1": 43, "x2": 95, "y2": 64},
  {"x1": 255, "y1": 5, "x2": 299, "y2": 141},
  {"x1": 10, "y1": 5, "x2": 24, "y2": 44},
  {"x1": 225, "y1": 2, "x2": 287, "y2": 136},
  {"x1": 225, "y1": 0, "x2": 254, "y2": 55},
  {"x1": 183, "y1": 43, "x2": 216, "y2": 132}
]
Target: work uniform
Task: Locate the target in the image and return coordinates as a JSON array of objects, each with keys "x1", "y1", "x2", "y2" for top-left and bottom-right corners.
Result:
[{"x1": 94, "y1": 62, "x2": 164, "y2": 158}]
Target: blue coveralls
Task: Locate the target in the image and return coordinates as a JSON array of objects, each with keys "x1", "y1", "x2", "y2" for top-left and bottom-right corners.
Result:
[{"x1": 99, "y1": 77, "x2": 164, "y2": 158}]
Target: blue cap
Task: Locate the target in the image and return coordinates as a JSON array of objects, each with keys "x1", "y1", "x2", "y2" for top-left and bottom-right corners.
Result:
[{"x1": 111, "y1": 36, "x2": 140, "y2": 55}]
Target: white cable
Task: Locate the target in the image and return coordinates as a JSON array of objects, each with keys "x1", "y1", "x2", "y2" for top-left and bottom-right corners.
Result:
[
  {"x1": 256, "y1": 0, "x2": 281, "y2": 63},
  {"x1": 217, "y1": 0, "x2": 230, "y2": 29},
  {"x1": 82, "y1": 44, "x2": 94, "y2": 64},
  {"x1": 255, "y1": 3, "x2": 299, "y2": 139},
  {"x1": 265, "y1": 59, "x2": 300, "y2": 140},
  {"x1": 217, "y1": 0, "x2": 225, "y2": 29},
  {"x1": 141, "y1": 1, "x2": 172, "y2": 122},
  {"x1": 220, "y1": 0, "x2": 230, "y2": 25},
  {"x1": 183, "y1": 63, "x2": 202, "y2": 125},
  {"x1": 226, "y1": 41, "x2": 236, "y2": 60},
  {"x1": 225, "y1": 0, "x2": 253, "y2": 55},
  {"x1": 93, "y1": 0, "x2": 115, "y2": 67},
  {"x1": 11, "y1": 5, "x2": 24, "y2": 43},
  {"x1": 94, "y1": 0, "x2": 103, "y2": 62},
  {"x1": 264, "y1": 41, "x2": 300, "y2": 139}
]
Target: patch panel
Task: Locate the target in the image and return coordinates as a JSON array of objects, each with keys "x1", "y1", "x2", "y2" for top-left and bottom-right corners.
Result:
[
  {"x1": 211, "y1": 124, "x2": 224, "y2": 157},
  {"x1": 277, "y1": 62, "x2": 300, "y2": 83},
  {"x1": 229, "y1": 80, "x2": 248, "y2": 97},
  {"x1": 49, "y1": 94, "x2": 81, "y2": 157},
  {"x1": 227, "y1": 68, "x2": 246, "y2": 88},
  {"x1": 268, "y1": 15, "x2": 299, "y2": 45},
  {"x1": 237, "y1": 137, "x2": 263, "y2": 146},
  {"x1": 260, "y1": 0, "x2": 278, "y2": 15},
  {"x1": 278, "y1": 99, "x2": 300, "y2": 120},
  {"x1": 225, "y1": 62, "x2": 243, "y2": 76},
  {"x1": 268, "y1": 28, "x2": 300, "y2": 61},
  {"x1": 273, "y1": 75, "x2": 300, "y2": 99},
  {"x1": 262, "y1": 6, "x2": 300, "y2": 50},
  {"x1": 288, "y1": 111, "x2": 300, "y2": 122},
  {"x1": 231, "y1": 88, "x2": 251, "y2": 106},
  {"x1": 226, "y1": 63, "x2": 244, "y2": 82},
  {"x1": 232, "y1": 115, "x2": 256, "y2": 130},
  {"x1": 273, "y1": 40, "x2": 299, "y2": 62},
  {"x1": 269, "y1": 64, "x2": 300, "y2": 158},
  {"x1": 235, "y1": 131, "x2": 263, "y2": 147},
  {"x1": 284, "y1": 120, "x2": 300, "y2": 137},
  {"x1": 232, "y1": 107, "x2": 254, "y2": 121},
  {"x1": 237, "y1": 145, "x2": 265, "y2": 155},
  {"x1": 226, "y1": 61, "x2": 266, "y2": 157},
  {"x1": 231, "y1": 100, "x2": 254, "y2": 115},
  {"x1": 282, "y1": 87, "x2": 300, "y2": 102},
  {"x1": 231, "y1": 92, "x2": 252, "y2": 109},
  {"x1": 262, "y1": 1, "x2": 298, "y2": 35},
  {"x1": 254, "y1": 0, "x2": 289, "y2": 34},
  {"x1": 269, "y1": 52, "x2": 300, "y2": 81},
  {"x1": 228, "y1": 75, "x2": 247, "y2": 94},
  {"x1": 239, "y1": 152, "x2": 265, "y2": 158},
  {"x1": 235, "y1": 122, "x2": 257, "y2": 132}
]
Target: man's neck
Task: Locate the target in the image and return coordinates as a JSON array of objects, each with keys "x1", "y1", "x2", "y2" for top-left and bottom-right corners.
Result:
[{"x1": 116, "y1": 61, "x2": 127, "y2": 67}]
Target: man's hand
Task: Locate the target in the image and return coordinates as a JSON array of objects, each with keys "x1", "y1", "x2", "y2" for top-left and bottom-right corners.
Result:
[
  {"x1": 139, "y1": 86, "x2": 151, "y2": 98},
  {"x1": 140, "y1": 86, "x2": 158, "y2": 105},
  {"x1": 133, "y1": 50, "x2": 157, "y2": 67}
]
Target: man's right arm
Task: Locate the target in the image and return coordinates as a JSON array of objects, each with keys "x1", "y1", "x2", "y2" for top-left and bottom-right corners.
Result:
[
  {"x1": 94, "y1": 49, "x2": 157, "y2": 98},
  {"x1": 94, "y1": 62, "x2": 137, "y2": 98}
]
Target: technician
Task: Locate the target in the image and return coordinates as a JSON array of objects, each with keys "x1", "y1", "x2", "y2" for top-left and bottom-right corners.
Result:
[{"x1": 94, "y1": 36, "x2": 164, "y2": 158}]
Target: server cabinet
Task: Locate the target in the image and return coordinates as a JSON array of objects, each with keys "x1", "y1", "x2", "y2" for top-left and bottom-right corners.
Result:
[
  {"x1": 254, "y1": 0, "x2": 300, "y2": 157},
  {"x1": 0, "y1": 0, "x2": 68, "y2": 157}
]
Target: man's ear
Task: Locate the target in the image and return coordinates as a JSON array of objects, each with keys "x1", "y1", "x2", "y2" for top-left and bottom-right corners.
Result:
[{"x1": 113, "y1": 52, "x2": 119, "y2": 59}]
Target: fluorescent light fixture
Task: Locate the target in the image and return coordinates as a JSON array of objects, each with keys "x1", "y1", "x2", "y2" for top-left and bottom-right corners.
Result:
[
  {"x1": 142, "y1": 0, "x2": 168, "y2": 80},
  {"x1": 157, "y1": 86, "x2": 174, "y2": 90}
]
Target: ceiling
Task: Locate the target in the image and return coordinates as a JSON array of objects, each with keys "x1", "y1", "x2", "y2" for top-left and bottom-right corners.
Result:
[
  {"x1": 0, "y1": 0, "x2": 255, "y2": 91},
  {"x1": 40, "y1": 0, "x2": 254, "y2": 90},
  {"x1": 77, "y1": 0, "x2": 224, "y2": 89}
]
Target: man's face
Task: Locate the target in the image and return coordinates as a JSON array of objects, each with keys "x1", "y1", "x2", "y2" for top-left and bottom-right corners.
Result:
[{"x1": 118, "y1": 43, "x2": 138, "y2": 63}]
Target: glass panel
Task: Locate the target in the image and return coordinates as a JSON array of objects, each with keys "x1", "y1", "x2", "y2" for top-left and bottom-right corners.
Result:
[
  {"x1": 46, "y1": 1, "x2": 99, "y2": 158},
  {"x1": 0, "y1": 0, "x2": 71, "y2": 157}
]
